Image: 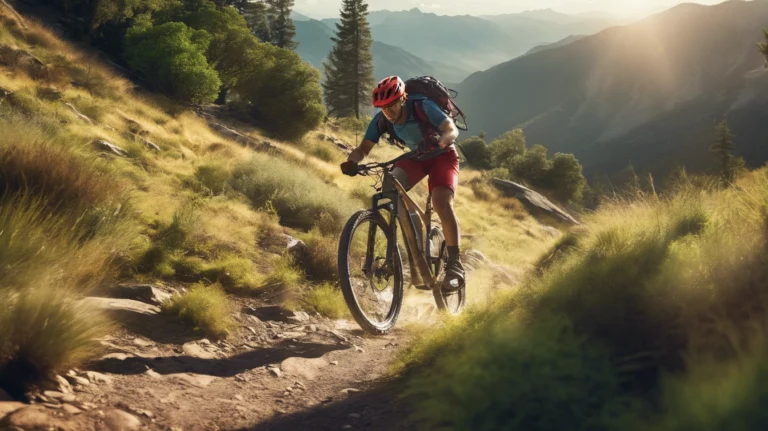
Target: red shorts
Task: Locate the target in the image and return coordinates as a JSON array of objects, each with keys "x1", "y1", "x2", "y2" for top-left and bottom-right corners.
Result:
[{"x1": 394, "y1": 147, "x2": 460, "y2": 194}]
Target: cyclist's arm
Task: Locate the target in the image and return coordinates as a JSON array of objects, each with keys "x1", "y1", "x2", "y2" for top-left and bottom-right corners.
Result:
[
  {"x1": 437, "y1": 118, "x2": 459, "y2": 148},
  {"x1": 348, "y1": 114, "x2": 384, "y2": 163},
  {"x1": 348, "y1": 139, "x2": 376, "y2": 163}
]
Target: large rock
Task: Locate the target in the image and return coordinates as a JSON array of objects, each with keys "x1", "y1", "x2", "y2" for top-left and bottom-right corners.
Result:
[
  {"x1": 111, "y1": 284, "x2": 172, "y2": 306},
  {"x1": 280, "y1": 357, "x2": 329, "y2": 381},
  {"x1": 491, "y1": 179, "x2": 580, "y2": 225},
  {"x1": 0, "y1": 401, "x2": 26, "y2": 418},
  {"x1": 103, "y1": 409, "x2": 141, "y2": 431},
  {"x1": 81, "y1": 297, "x2": 160, "y2": 315},
  {"x1": 167, "y1": 373, "x2": 217, "y2": 388},
  {"x1": 1, "y1": 405, "x2": 76, "y2": 431},
  {"x1": 182, "y1": 342, "x2": 217, "y2": 360}
]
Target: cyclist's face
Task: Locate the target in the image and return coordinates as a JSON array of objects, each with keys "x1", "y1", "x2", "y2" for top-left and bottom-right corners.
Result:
[{"x1": 381, "y1": 97, "x2": 404, "y2": 122}]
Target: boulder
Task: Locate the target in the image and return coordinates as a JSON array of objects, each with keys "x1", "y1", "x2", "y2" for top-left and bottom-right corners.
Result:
[
  {"x1": 92, "y1": 140, "x2": 127, "y2": 157},
  {"x1": 280, "y1": 357, "x2": 329, "y2": 381},
  {"x1": 1, "y1": 406, "x2": 76, "y2": 431},
  {"x1": 111, "y1": 284, "x2": 172, "y2": 306},
  {"x1": 80, "y1": 297, "x2": 160, "y2": 315},
  {"x1": 491, "y1": 179, "x2": 580, "y2": 225},
  {"x1": 103, "y1": 409, "x2": 141, "y2": 431}
]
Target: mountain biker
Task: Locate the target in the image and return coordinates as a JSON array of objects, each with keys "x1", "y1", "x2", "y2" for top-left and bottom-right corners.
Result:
[{"x1": 340, "y1": 76, "x2": 465, "y2": 292}]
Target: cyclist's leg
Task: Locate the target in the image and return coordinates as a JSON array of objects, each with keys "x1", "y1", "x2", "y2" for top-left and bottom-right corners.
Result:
[{"x1": 427, "y1": 149, "x2": 464, "y2": 291}]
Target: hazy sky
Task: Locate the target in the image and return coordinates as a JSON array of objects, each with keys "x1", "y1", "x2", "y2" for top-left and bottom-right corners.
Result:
[{"x1": 294, "y1": 0, "x2": 725, "y2": 20}]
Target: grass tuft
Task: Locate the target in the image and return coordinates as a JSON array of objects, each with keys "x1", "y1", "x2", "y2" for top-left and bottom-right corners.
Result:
[
  {"x1": 230, "y1": 152, "x2": 358, "y2": 231},
  {"x1": 302, "y1": 283, "x2": 349, "y2": 319},
  {"x1": 161, "y1": 283, "x2": 233, "y2": 339}
]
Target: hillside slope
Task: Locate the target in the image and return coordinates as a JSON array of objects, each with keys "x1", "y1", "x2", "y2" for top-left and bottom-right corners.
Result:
[
  {"x1": 0, "y1": 5, "x2": 557, "y2": 428},
  {"x1": 459, "y1": 0, "x2": 768, "y2": 177}
]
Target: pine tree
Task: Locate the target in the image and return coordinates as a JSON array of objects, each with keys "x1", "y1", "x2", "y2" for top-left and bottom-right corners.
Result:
[
  {"x1": 322, "y1": 0, "x2": 375, "y2": 119},
  {"x1": 266, "y1": 0, "x2": 297, "y2": 49},
  {"x1": 759, "y1": 29, "x2": 768, "y2": 66},
  {"x1": 710, "y1": 117, "x2": 744, "y2": 184}
]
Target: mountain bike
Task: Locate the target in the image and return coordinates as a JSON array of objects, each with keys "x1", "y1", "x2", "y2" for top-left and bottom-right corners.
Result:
[{"x1": 337, "y1": 147, "x2": 466, "y2": 335}]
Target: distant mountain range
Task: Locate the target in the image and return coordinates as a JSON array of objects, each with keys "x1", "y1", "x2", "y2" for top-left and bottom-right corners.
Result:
[
  {"x1": 458, "y1": 0, "x2": 768, "y2": 178},
  {"x1": 294, "y1": 19, "x2": 473, "y2": 82},
  {"x1": 294, "y1": 8, "x2": 618, "y2": 83}
]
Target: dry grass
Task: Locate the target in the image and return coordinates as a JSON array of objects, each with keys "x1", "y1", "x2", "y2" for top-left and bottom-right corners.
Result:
[
  {"x1": 302, "y1": 283, "x2": 349, "y2": 319},
  {"x1": 162, "y1": 283, "x2": 234, "y2": 339},
  {"x1": 398, "y1": 168, "x2": 768, "y2": 430}
]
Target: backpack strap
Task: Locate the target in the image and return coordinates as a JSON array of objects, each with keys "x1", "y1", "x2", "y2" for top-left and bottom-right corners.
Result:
[
  {"x1": 412, "y1": 100, "x2": 442, "y2": 152},
  {"x1": 377, "y1": 113, "x2": 407, "y2": 150}
]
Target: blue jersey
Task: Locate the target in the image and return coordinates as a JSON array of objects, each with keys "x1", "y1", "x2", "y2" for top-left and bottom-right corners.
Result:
[{"x1": 363, "y1": 95, "x2": 451, "y2": 151}]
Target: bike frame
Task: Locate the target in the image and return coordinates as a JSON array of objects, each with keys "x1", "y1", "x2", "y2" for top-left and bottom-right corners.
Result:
[{"x1": 366, "y1": 169, "x2": 439, "y2": 288}]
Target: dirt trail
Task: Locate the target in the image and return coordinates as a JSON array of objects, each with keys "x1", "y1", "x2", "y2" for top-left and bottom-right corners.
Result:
[{"x1": 0, "y1": 287, "x2": 444, "y2": 431}]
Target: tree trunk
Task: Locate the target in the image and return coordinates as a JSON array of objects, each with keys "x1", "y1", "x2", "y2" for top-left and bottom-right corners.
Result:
[{"x1": 215, "y1": 87, "x2": 229, "y2": 105}]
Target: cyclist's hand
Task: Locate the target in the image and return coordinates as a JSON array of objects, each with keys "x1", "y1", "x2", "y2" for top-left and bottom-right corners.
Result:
[{"x1": 341, "y1": 160, "x2": 359, "y2": 177}]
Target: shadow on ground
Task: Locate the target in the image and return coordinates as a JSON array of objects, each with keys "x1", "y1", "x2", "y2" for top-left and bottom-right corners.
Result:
[
  {"x1": 230, "y1": 376, "x2": 426, "y2": 431},
  {"x1": 93, "y1": 340, "x2": 350, "y2": 377}
]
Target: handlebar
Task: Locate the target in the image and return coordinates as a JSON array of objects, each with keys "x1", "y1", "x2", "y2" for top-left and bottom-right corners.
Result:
[{"x1": 356, "y1": 146, "x2": 450, "y2": 175}]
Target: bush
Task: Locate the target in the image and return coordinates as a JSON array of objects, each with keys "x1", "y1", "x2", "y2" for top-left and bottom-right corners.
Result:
[
  {"x1": 229, "y1": 153, "x2": 358, "y2": 231},
  {"x1": 404, "y1": 315, "x2": 620, "y2": 431},
  {"x1": 236, "y1": 46, "x2": 326, "y2": 139},
  {"x1": 195, "y1": 160, "x2": 231, "y2": 195},
  {"x1": 302, "y1": 283, "x2": 349, "y2": 319},
  {"x1": 489, "y1": 129, "x2": 526, "y2": 170},
  {"x1": 459, "y1": 136, "x2": 492, "y2": 170},
  {"x1": 261, "y1": 253, "x2": 303, "y2": 290},
  {"x1": 124, "y1": 22, "x2": 221, "y2": 104},
  {"x1": 0, "y1": 289, "x2": 112, "y2": 397},
  {"x1": 309, "y1": 144, "x2": 337, "y2": 163},
  {"x1": 203, "y1": 254, "x2": 260, "y2": 292},
  {"x1": 400, "y1": 170, "x2": 768, "y2": 429},
  {"x1": 298, "y1": 228, "x2": 338, "y2": 282},
  {"x1": 162, "y1": 283, "x2": 233, "y2": 339}
]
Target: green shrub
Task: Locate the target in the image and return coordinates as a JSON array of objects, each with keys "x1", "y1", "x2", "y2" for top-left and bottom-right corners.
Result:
[
  {"x1": 302, "y1": 283, "x2": 348, "y2": 319},
  {"x1": 459, "y1": 136, "x2": 492, "y2": 169},
  {"x1": 0, "y1": 289, "x2": 112, "y2": 386},
  {"x1": 229, "y1": 153, "x2": 357, "y2": 230},
  {"x1": 203, "y1": 254, "x2": 260, "y2": 292},
  {"x1": 298, "y1": 228, "x2": 338, "y2": 282},
  {"x1": 404, "y1": 315, "x2": 620, "y2": 431},
  {"x1": 125, "y1": 22, "x2": 221, "y2": 104},
  {"x1": 309, "y1": 144, "x2": 337, "y2": 163},
  {"x1": 401, "y1": 170, "x2": 768, "y2": 429},
  {"x1": 162, "y1": 283, "x2": 233, "y2": 338},
  {"x1": 195, "y1": 160, "x2": 231, "y2": 195},
  {"x1": 236, "y1": 46, "x2": 325, "y2": 139},
  {"x1": 261, "y1": 253, "x2": 303, "y2": 290}
]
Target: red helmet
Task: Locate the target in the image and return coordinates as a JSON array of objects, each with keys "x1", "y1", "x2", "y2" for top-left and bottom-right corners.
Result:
[{"x1": 372, "y1": 76, "x2": 405, "y2": 107}]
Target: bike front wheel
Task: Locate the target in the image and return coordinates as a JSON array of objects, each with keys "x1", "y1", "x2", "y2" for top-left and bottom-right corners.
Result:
[
  {"x1": 338, "y1": 210, "x2": 404, "y2": 335},
  {"x1": 429, "y1": 227, "x2": 466, "y2": 315}
]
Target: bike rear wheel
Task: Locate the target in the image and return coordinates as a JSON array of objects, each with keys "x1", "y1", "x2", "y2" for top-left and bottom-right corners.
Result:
[
  {"x1": 429, "y1": 227, "x2": 466, "y2": 315},
  {"x1": 338, "y1": 210, "x2": 404, "y2": 335}
]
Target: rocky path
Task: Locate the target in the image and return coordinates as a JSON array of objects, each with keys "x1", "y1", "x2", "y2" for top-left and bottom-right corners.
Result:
[{"x1": 0, "y1": 285, "x2": 437, "y2": 431}]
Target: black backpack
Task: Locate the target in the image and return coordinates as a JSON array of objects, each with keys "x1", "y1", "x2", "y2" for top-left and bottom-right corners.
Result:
[{"x1": 377, "y1": 76, "x2": 468, "y2": 152}]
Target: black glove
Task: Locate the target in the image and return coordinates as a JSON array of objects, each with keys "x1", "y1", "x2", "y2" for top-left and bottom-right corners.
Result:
[{"x1": 341, "y1": 160, "x2": 359, "y2": 177}]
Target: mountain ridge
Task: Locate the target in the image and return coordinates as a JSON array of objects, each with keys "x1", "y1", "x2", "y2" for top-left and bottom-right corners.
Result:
[{"x1": 458, "y1": 0, "x2": 768, "y2": 177}]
